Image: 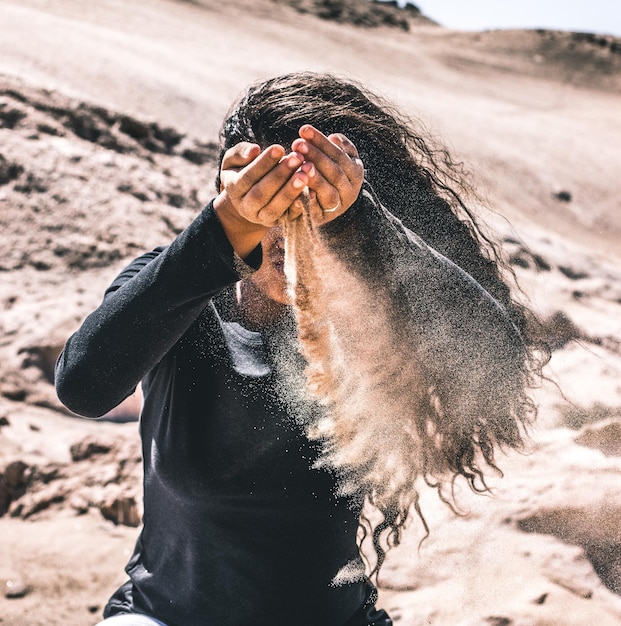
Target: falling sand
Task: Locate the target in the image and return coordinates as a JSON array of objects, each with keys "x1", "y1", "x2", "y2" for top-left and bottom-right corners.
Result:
[{"x1": 283, "y1": 190, "x2": 534, "y2": 570}]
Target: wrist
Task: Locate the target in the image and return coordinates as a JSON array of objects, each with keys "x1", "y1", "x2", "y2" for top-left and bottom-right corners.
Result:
[{"x1": 213, "y1": 191, "x2": 268, "y2": 259}]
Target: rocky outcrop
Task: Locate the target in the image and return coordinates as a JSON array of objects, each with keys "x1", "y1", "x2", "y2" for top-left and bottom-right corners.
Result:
[
  {"x1": 0, "y1": 75, "x2": 218, "y2": 415},
  {"x1": 1, "y1": 433, "x2": 142, "y2": 526}
]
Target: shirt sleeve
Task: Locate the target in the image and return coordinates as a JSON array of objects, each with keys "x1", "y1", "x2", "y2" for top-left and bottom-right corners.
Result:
[{"x1": 55, "y1": 200, "x2": 260, "y2": 418}]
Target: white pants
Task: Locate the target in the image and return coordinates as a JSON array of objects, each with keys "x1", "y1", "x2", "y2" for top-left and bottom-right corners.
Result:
[{"x1": 95, "y1": 615, "x2": 168, "y2": 626}]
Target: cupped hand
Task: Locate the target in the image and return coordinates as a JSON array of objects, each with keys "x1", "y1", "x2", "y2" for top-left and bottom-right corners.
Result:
[
  {"x1": 214, "y1": 142, "x2": 311, "y2": 257},
  {"x1": 291, "y1": 125, "x2": 364, "y2": 226},
  {"x1": 218, "y1": 142, "x2": 311, "y2": 226}
]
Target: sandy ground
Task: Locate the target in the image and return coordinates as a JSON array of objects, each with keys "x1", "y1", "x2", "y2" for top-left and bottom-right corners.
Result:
[{"x1": 1, "y1": 0, "x2": 621, "y2": 624}]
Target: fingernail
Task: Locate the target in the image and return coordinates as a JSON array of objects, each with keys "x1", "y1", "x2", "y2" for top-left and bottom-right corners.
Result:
[
  {"x1": 292, "y1": 176, "x2": 305, "y2": 189},
  {"x1": 269, "y1": 145, "x2": 284, "y2": 159},
  {"x1": 288, "y1": 153, "x2": 303, "y2": 168}
]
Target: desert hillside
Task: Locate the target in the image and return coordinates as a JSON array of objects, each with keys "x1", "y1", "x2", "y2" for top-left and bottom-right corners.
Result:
[{"x1": 1, "y1": 1, "x2": 621, "y2": 624}]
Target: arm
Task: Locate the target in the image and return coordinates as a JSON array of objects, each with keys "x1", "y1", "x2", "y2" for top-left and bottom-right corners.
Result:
[
  {"x1": 55, "y1": 202, "x2": 260, "y2": 418},
  {"x1": 56, "y1": 141, "x2": 315, "y2": 418}
]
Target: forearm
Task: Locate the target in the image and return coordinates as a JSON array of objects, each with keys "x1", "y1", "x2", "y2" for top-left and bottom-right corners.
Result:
[
  {"x1": 55, "y1": 201, "x2": 258, "y2": 417},
  {"x1": 213, "y1": 190, "x2": 269, "y2": 259}
]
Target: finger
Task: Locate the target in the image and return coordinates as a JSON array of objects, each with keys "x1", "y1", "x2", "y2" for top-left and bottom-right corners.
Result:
[
  {"x1": 233, "y1": 146, "x2": 308, "y2": 205},
  {"x1": 221, "y1": 142, "x2": 261, "y2": 170},
  {"x1": 293, "y1": 128, "x2": 362, "y2": 187},
  {"x1": 255, "y1": 170, "x2": 309, "y2": 225},
  {"x1": 299, "y1": 165, "x2": 340, "y2": 211},
  {"x1": 328, "y1": 133, "x2": 364, "y2": 169},
  {"x1": 241, "y1": 151, "x2": 306, "y2": 209},
  {"x1": 327, "y1": 133, "x2": 357, "y2": 156},
  {"x1": 288, "y1": 196, "x2": 305, "y2": 221},
  {"x1": 232, "y1": 145, "x2": 285, "y2": 195},
  {"x1": 299, "y1": 126, "x2": 361, "y2": 174},
  {"x1": 292, "y1": 139, "x2": 348, "y2": 191},
  {"x1": 325, "y1": 134, "x2": 365, "y2": 188},
  {"x1": 295, "y1": 188, "x2": 342, "y2": 225},
  {"x1": 292, "y1": 140, "x2": 352, "y2": 213},
  {"x1": 305, "y1": 188, "x2": 342, "y2": 225}
]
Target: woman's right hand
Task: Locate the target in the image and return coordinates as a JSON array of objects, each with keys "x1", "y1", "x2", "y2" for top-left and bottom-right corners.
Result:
[{"x1": 214, "y1": 142, "x2": 311, "y2": 258}]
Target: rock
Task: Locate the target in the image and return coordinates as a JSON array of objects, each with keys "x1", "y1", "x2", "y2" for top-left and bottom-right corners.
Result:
[
  {"x1": 3, "y1": 460, "x2": 29, "y2": 489},
  {"x1": 553, "y1": 190, "x2": 572, "y2": 202},
  {"x1": 11, "y1": 480, "x2": 67, "y2": 518},
  {"x1": 100, "y1": 489, "x2": 141, "y2": 527},
  {"x1": 4, "y1": 578, "x2": 32, "y2": 599},
  {"x1": 539, "y1": 310, "x2": 582, "y2": 349},
  {"x1": 575, "y1": 419, "x2": 621, "y2": 457},
  {"x1": 0, "y1": 460, "x2": 30, "y2": 516},
  {"x1": 17, "y1": 343, "x2": 64, "y2": 384},
  {"x1": 0, "y1": 477, "x2": 9, "y2": 515},
  {"x1": 70, "y1": 435, "x2": 114, "y2": 461},
  {"x1": 517, "y1": 505, "x2": 621, "y2": 595},
  {"x1": 69, "y1": 492, "x2": 90, "y2": 515},
  {"x1": 558, "y1": 265, "x2": 589, "y2": 280},
  {"x1": 0, "y1": 154, "x2": 24, "y2": 185},
  {"x1": 0, "y1": 427, "x2": 143, "y2": 525},
  {"x1": 561, "y1": 403, "x2": 619, "y2": 430}
]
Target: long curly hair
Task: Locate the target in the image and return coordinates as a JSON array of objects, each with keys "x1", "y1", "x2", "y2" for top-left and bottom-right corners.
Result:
[{"x1": 217, "y1": 72, "x2": 547, "y2": 578}]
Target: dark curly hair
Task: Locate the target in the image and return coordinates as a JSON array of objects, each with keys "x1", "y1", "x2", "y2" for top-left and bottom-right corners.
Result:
[{"x1": 217, "y1": 72, "x2": 547, "y2": 578}]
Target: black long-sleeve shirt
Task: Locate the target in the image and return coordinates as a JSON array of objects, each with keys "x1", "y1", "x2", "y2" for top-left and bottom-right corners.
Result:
[{"x1": 55, "y1": 185, "x2": 523, "y2": 626}]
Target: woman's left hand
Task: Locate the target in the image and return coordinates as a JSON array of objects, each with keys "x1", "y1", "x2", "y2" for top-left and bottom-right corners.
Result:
[{"x1": 291, "y1": 125, "x2": 364, "y2": 225}]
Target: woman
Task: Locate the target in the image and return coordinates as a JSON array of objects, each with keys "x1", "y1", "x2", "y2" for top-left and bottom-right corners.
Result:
[{"x1": 55, "y1": 73, "x2": 541, "y2": 626}]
